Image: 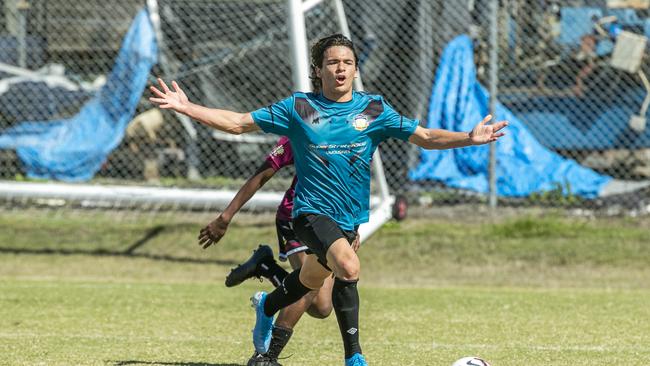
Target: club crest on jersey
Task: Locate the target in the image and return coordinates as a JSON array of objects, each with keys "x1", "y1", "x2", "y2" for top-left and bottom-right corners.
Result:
[
  {"x1": 352, "y1": 114, "x2": 369, "y2": 131},
  {"x1": 270, "y1": 145, "x2": 285, "y2": 157}
]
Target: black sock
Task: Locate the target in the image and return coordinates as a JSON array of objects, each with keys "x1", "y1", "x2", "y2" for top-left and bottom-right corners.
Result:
[
  {"x1": 263, "y1": 268, "x2": 311, "y2": 317},
  {"x1": 266, "y1": 325, "x2": 293, "y2": 359},
  {"x1": 332, "y1": 277, "x2": 361, "y2": 358},
  {"x1": 258, "y1": 257, "x2": 289, "y2": 287}
]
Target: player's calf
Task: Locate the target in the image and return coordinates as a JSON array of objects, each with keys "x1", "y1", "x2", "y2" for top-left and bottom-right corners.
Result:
[
  {"x1": 307, "y1": 275, "x2": 334, "y2": 318},
  {"x1": 306, "y1": 290, "x2": 332, "y2": 319}
]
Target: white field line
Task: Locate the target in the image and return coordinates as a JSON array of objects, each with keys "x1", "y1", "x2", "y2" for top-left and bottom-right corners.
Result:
[
  {"x1": 0, "y1": 332, "x2": 247, "y2": 344},
  {"x1": 1, "y1": 332, "x2": 648, "y2": 353}
]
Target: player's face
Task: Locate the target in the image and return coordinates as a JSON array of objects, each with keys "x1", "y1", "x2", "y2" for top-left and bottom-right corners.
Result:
[{"x1": 316, "y1": 46, "x2": 357, "y2": 102}]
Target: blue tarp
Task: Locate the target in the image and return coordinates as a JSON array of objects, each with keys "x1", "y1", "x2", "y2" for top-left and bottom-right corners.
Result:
[
  {"x1": 0, "y1": 9, "x2": 157, "y2": 181},
  {"x1": 0, "y1": 82, "x2": 92, "y2": 122},
  {"x1": 409, "y1": 35, "x2": 612, "y2": 198}
]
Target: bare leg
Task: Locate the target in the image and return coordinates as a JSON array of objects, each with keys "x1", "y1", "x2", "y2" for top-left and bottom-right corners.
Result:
[
  {"x1": 325, "y1": 237, "x2": 360, "y2": 281},
  {"x1": 274, "y1": 251, "x2": 330, "y2": 329},
  {"x1": 307, "y1": 275, "x2": 334, "y2": 319}
]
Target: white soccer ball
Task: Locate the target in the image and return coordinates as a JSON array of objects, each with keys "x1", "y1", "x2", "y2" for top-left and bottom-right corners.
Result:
[{"x1": 451, "y1": 356, "x2": 491, "y2": 366}]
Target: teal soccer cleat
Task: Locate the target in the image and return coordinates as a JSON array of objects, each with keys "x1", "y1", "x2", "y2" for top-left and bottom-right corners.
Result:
[
  {"x1": 345, "y1": 353, "x2": 367, "y2": 366},
  {"x1": 251, "y1": 291, "x2": 274, "y2": 353}
]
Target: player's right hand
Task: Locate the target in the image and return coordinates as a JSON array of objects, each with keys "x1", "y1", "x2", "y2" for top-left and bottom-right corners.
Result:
[
  {"x1": 198, "y1": 215, "x2": 229, "y2": 249},
  {"x1": 351, "y1": 231, "x2": 360, "y2": 252},
  {"x1": 149, "y1": 78, "x2": 190, "y2": 113}
]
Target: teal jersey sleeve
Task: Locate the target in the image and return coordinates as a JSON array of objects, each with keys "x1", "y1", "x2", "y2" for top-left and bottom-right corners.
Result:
[
  {"x1": 251, "y1": 95, "x2": 294, "y2": 136},
  {"x1": 380, "y1": 98, "x2": 419, "y2": 141}
]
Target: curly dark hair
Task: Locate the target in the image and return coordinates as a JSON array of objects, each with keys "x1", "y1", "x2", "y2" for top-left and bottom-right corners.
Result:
[{"x1": 309, "y1": 34, "x2": 359, "y2": 92}]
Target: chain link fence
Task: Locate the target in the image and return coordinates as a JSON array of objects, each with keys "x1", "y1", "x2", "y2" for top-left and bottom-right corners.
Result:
[{"x1": 1, "y1": 0, "x2": 649, "y2": 214}]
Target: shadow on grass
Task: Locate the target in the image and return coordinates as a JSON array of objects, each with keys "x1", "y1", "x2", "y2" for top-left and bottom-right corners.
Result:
[
  {"x1": 0, "y1": 225, "x2": 239, "y2": 266},
  {"x1": 0, "y1": 246, "x2": 238, "y2": 266},
  {"x1": 112, "y1": 361, "x2": 242, "y2": 366}
]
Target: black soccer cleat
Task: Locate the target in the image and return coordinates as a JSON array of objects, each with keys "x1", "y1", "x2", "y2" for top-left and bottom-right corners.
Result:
[
  {"x1": 247, "y1": 351, "x2": 265, "y2": 366},
  {"x1": 225, "y1": 244, "x2": 274, "y2": 287},
  {"x1": 247, "y1": 351, "x2": 282, "y2": 366}
]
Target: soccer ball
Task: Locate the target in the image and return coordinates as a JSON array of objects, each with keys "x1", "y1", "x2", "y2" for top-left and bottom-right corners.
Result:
[{"x1": 451, "y1": 356, "x2": 491, "y2": 366}]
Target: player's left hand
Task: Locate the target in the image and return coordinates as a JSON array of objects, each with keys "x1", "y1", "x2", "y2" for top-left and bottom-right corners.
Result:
[
  {"x1": 198, "y1": 215, "x2": 229, "y2": 249},
  {"x1": 469, "y1": 114, "x2": 508, "y2": 145}
]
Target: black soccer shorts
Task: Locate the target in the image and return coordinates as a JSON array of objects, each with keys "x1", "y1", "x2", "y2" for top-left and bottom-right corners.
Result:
[
  {"x1": 292, "y1": 213, "x2": 357, "y2": 270},
  {"x1": 275, "y1": 218, "x2": 309, "y2": 262}
]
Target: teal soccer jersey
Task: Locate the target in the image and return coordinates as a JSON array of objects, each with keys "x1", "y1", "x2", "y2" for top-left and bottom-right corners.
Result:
[{"x1": 251, "y1": 91, "x2": 418, "y2": 231}]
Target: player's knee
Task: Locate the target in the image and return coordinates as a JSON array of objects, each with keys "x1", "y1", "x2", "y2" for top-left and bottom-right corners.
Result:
[
  {"x1": 306, "y1": 302, "x2": 333, "y2": 319},
  {"x1": 336, "y1": 258, "x2": 360, "y2": 281},
  {"x1": 288, "y1": 251, "x2": 307, "y2": 271}
]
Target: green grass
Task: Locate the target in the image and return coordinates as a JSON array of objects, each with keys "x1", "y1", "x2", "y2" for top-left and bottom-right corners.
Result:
[{"x1": 2, "y1": 209, "x2": 650, "y2": 365}]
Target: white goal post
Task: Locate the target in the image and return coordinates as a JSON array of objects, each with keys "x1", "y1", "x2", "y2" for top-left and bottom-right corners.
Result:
[{"x1": 287, "y1": 0, "x2": 395, "y2": 241}]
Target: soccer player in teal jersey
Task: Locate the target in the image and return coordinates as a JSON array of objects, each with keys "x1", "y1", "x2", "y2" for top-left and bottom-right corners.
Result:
[
  {"x1": 197, "y1": 136, "x2": 357, "y2": 365},
  {"x1": 150, "y1": 34, "x2": 507, "y2": 366}
]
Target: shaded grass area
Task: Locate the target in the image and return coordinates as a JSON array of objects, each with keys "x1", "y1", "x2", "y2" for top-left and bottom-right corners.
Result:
[
  {"x1": 2, "y1": 209, "x2": 650, "y2": 365},
  {"x1": 2, "y1": 210, "x2": 650, "y2": 287}
]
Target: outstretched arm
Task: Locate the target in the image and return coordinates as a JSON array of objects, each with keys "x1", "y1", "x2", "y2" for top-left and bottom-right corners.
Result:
[
  {"x1": 198, "y1": 161, "x2": 277, "y2": 249},
  {"x1": 408, "y1": 115, "x2": 507, "y2": 150},
  {"x1": 149, "y1": 78, "x2": 260, "y2": 134}
]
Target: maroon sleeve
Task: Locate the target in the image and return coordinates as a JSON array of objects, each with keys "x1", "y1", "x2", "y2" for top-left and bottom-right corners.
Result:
[{"x1": 265, "y1": 136, "x2": 294, "y2": 171}]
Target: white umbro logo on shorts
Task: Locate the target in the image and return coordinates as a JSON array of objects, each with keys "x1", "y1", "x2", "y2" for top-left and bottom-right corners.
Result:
[{"x1": 346, "y1": 327, "x2": 358, "y2": 335}]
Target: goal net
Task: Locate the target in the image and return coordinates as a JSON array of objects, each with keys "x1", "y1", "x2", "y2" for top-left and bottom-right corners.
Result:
[
  {"x1": 0, "y1": 0, "x2": 408, "y2": 240},
  {"x1": 150, "y1": 0, "x2": 395, "y2": 239}
]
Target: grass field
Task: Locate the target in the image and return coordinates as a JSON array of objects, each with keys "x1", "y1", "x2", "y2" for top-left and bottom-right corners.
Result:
[{"x1": 2, "y1": 209, "x2": 650, "y2": 365}]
